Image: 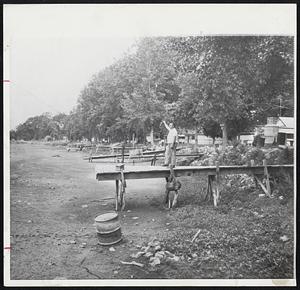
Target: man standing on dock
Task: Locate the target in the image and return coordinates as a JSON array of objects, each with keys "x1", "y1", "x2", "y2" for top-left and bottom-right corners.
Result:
[{"x1": 162, "y1": 120, "x2": 178, "y2": 167}]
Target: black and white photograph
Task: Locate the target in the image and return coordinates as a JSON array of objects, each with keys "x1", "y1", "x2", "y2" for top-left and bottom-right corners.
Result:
[{"x1": 3, "y1": 4, "x2": 296, "y2": 286}]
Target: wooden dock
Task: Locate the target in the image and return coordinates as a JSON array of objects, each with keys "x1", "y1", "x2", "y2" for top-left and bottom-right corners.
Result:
[
  {"x1": 95, "y1": 164, "x2": 293, "y2": 181},
  {"x1": 95, "y1": 163, "x2": 293, "y2": 210}
]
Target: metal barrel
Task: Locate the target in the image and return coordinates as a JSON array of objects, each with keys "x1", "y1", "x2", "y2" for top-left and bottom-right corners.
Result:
[{"x1": 94, "y1": 212, "x2": 122, "y2": 246}]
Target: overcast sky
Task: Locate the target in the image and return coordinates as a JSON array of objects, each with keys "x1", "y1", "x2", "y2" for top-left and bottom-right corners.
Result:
[{"x1": 4, "y1": 4, "x2": 295, "y2": 129}]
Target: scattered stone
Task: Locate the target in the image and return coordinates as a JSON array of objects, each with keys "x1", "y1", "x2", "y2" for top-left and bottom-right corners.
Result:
[
  {"x1": 258, "y1": 194, "x2": 265, "y2": 197},
  {"x1": 192, "y1": 253, "x2": 198, "y2": 258},
  {"x1": 113, "y1": 270, "x2": 118, "y2": 275},
  {"x1": 280, "y1": 235, "x2": 290, "y2": 242},
  {"x1": 153, "y1": 241, "x2": 160, "y2": 247},
  {"x1": 166, "y1": 223, "x2": 170, "y2": 226},
  {"x1": 109, "y1": 247, "x2": 116, "y2": 252},
  {"x1": 152, "y1": 219, "x2": 155, "y2": 222},
  {"x1": 17, "y1": 200, "x2": 22, "y2": 203},
  {"x1": 142, "y1": 245, "x2": 150, "y2": 252},
  {"x1": 155, "y1": 253, "x2": 164, "y2": 260},
  {"x1": 279, "y1": 196, "x2": 284, "y2": 200},
  {"x1": 154, "y1": 245, "x2": 161, "y2": 251},
  {"x1": 123, "y1": 215, "x2": 126, "y2": 218},
  {"x1": 132, "y1": 217, "x2": 139, "y2": 220},
  {"x1": 81, "y1": 204, "x2": 88, "y2": 208},
  {"x1": 131, "y1": 251, "x2": 144, "y2": 258},
  {"x1": 149, "y1": 257, "x2": 160, "y2": 267},
  {"x1": 130, "y1": 275, "x2": 134, "y2": 278},
  {"x1": 69, "y1": 240, "x2": 76, "y2": 244},
  {"x1": 168, "y1": 255, "x2": 180, "y2": 262},
  {"x1": 80, "y1": 243, "x2": 87, "y2": 248},
  {"x1": 144, "y1": 252, "x2": 153, "y2": 258},
  {"x1": 127, "y1": 210, "x2": 132, "y2": 213},
  {"x1": 27, "y1": 220, "x2": 32, "y2": 223},
  {"x1": 27, "y1": 203, "x2": 31, "y2": 205}
]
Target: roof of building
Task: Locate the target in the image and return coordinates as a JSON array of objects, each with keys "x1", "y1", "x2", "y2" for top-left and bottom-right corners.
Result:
[{"x1": 277, "y1": 117, "x2": 294, "y2": 129}]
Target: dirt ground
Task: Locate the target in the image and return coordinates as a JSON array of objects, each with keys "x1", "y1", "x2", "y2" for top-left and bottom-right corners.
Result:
[{"x1": 9, "y1": 143, "x2": 294, "y2": 280}]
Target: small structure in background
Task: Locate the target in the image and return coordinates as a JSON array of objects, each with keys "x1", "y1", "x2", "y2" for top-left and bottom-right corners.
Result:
[{"x1": 263, "y1": 117, "x2": 294, "y2": 147}]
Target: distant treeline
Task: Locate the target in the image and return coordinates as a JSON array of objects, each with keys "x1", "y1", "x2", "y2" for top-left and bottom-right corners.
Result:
[{"x1": 11, "y1": 36, "x2": 294, "y2": 143}]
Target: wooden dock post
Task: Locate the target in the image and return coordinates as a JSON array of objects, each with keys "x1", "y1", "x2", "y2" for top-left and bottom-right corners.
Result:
[
  {"x1": 121, "y1": 143, "x2": 125, "y2": 163},
  {"x1": 115, "y1": 180, "x2": 119, "y2": 211},
  {"x1": 151, "y1": 153, "x2": 157, "y2": 166},
  {"x1": 205, "y1": 175, "x2": 213, "y2": 202},
  {"x1": 213, "y1": 161, "x2": 220, "y2": 207},
  {"x1": 263, "y1": 159, "x2": 272, "y2": 197},
  {"x1": 251, "y1": 159, "x2": 258, "y2": 188},
  {"x1": 115, "y1": 164, "x2": 126, "y2": 211}
]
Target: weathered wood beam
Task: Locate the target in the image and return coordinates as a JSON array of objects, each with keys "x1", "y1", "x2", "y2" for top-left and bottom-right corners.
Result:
[{"x1": 254, "y1": 175, "x2": 269, "y2": 196}]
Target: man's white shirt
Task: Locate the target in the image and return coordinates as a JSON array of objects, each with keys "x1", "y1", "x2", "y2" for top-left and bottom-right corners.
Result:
[{"x1": 167, "y1": 128, "x2": 178, "y2": 144}]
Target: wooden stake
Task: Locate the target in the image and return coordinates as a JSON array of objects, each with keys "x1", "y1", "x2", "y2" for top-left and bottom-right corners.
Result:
[
  {"x1": 115, "y1": 180, "x2": 119, "y2": 211},
  {"x1": 205, "y1": 175, "x2": 211, "y2": 201},
  {"x1": 263, "y1": 159, "x2": 271, "y2": 197},
  {"x1": 214, "y1": 162, "x2": 220, "y2": 207}
]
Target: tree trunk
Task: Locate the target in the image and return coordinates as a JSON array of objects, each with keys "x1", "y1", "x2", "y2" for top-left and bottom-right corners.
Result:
[{"x1": 222, "y1": 122, "x2": 228, "y2": 151}]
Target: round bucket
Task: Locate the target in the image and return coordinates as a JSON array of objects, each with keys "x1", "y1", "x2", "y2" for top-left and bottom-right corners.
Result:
[{"x1": 94, "y1": 212, "x2": 122, "y2": 246}]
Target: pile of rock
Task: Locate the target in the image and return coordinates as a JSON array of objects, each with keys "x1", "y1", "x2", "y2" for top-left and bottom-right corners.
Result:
[{"x1": 131, "y1": 239, "x2": 180, "y2": 267}]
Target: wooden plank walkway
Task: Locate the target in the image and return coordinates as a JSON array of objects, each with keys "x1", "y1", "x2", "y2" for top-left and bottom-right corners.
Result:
[
  {"x1": 95, "y1": 163, "x2": 293, "y2": 210},
  {"x1": 95, "y1": 164, "x2": 293, "y2": 181}
]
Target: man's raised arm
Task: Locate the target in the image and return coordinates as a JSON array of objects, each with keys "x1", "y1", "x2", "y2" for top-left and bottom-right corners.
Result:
[{"x1": 162, "y1": 120, "x2": 170, "y2": 131}]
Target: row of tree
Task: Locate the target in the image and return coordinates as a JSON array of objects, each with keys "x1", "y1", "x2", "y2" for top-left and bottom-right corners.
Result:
[{"x1": 11, "y1": 36, "x2": 294, "y2": 144}]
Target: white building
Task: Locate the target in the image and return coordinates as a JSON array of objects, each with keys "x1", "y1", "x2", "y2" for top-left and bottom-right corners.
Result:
[{"x1": 264, "y1": 117, "x2": 294, "y2": 146}]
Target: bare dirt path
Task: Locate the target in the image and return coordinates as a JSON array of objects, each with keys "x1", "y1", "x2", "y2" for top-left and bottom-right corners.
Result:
[
  {"x1": 9, "y1": 143, "x2": 294, "y2": 280},
  {"x1": 10, "y1": 143, "x2": 170, "y2": 280}
]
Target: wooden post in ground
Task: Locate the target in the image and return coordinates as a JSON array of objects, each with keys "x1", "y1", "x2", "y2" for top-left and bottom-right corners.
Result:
[
  {"x1": 263, "y1": 159, "x2": 272, "y2": 197},
  {"x1": 205, "y1": 175, "x2": 212, "y2": 202},
  {"x1": 251, "y1": 159, "x2": 258, "y2": 188},
  {"x1": 213, "y1": 161, "x2": 220, "y2": 207},
  {"x1": 153, "y1": 153, "x2": 157, "y2": 166},
  {"x1": 121, "y1": 143, "x2": 125, "y2": 163},
  {"x1": 115, "y1": 180, "x2": 119, "y2": 211}
]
